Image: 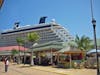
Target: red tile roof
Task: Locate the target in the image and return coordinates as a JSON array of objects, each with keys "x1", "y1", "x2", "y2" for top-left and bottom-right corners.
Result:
[{"x1": 0, "y1": 46, "x2": 28, "y2": 51}]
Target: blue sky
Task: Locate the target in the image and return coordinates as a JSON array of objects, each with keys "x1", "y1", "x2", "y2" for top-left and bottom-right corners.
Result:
[{"x1": 0, "y1": 0, "x2": 100, "y2": 39}]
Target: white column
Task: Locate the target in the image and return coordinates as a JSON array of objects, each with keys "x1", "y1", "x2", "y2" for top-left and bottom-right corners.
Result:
[
  {"x1": 38, "y1": 52, "x2": 41, "y2": 65},
  {"x1": 31, "y1": 50, "x2": 34, "y2": 66},
  {"x1": 51, "y1": 48, "x2": 53, "y2": 65}
]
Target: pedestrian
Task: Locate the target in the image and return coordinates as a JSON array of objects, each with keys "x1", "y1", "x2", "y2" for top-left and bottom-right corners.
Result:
[{"x1": 4, "y1": 58, "x2": 9, "y2": 72}]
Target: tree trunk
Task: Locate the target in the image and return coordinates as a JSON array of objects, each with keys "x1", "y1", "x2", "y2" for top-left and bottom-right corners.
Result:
[{"x1": 69, "y1": 54, "x2": 72, "y2": 68}]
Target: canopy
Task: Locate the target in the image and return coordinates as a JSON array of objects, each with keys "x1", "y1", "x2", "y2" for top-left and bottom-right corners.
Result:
[
  {"x1": 87, "y1": 49, "x2": 100, "y2": 54},
  {"x1": 28, "y1": 41, "x2": 63, "y2": 52}
]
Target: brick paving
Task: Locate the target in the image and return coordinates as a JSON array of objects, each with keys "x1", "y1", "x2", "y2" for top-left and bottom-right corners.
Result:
[{"x1": 0, "y1": 62, "x2": 96, "y2": 75}]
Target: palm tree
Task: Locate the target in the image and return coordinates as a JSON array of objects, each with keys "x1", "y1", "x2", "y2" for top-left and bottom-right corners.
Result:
[
  {"x1": 75, "y1": 35, "x2": 93, "y2": 51},
  {"x1": 75, "y1": 35, "x2": 93, "y2": 60},
  {"x1": 27, "y1": 32, "x2": 39, "y2": 43},
  {"x1": 11, "y1": 49, "x2": 19, "y2": 62},
  {"x1": 16, "y1": 37, "x2": 25, "y2": 64},
  {"x1": 11, "y1": 49, "x2": 19, "y2": 56},
  {"x1": 67, "y1": 40, "x2": 77, "y2": 49},
  {"x1": 27, "y1": 32, "x2": 40, "y2": 66}
]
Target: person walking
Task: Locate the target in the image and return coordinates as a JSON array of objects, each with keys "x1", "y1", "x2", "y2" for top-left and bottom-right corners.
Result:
[{"x1": 4, "y1": 58, "x2": 9, "y2": 72}]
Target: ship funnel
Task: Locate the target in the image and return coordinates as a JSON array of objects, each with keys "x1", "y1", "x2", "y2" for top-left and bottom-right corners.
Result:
[
  {"x1": 39, "y1": 16, "x2": 47, "y2": 24},
  {"x1": 13, "y1": 22, "x2": 20, "y2": 29}
]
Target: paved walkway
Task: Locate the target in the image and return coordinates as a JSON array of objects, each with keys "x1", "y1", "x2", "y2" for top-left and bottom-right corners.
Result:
[
  {"x1": 0, "y1": 62, "x2": 61, "y2": 75},
  {"x1": 0, "y1": 62, "x2": 96, "y2": 75},
  {"x1": 28, "y1": 65, "x2": 96, "y2": 75}
]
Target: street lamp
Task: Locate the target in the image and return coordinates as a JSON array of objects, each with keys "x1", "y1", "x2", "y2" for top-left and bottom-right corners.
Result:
[
  {"x1": 92, "y1": 18, "x2": 99, "y2": 75},
  {"x1": 90, "y1": 0, "x2": 99, "y2": 75}
]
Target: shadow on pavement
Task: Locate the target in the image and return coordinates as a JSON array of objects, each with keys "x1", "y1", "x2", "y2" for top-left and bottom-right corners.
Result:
[{"x1": 20, "y1": 65, "x2": 32, "y2": 68}]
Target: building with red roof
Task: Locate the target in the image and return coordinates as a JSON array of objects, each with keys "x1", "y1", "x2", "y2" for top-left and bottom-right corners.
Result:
[
  {"x1": 0, "y1": 46, "x2": 28, "y2": 51},
  {"x1": 0, "y1": 46, "x2": 28, "y2": 56}
]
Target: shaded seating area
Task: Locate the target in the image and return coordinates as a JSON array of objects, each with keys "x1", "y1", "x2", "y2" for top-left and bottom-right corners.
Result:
[
  {"x1": 27, "y1": 41, "x2": 64, "y2": 66},
  {"x1": 27, "y1": 41, "x2": 85, "y2": 69},
  {"x1": 55, "y1": 46, "x2": 84, "y2": 68}
]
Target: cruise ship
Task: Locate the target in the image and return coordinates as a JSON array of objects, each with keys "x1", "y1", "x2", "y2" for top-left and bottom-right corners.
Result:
[{"x1": 0, "y1": 17, "x2": 74, "y2": 48}]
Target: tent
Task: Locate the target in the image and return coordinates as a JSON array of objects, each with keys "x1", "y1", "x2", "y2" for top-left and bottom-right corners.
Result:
[{"x1": 87, "y1": 49, "x2": 100, "y2": 54}]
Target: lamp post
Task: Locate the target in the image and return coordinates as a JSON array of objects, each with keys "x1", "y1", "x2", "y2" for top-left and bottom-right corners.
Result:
[
  {"x1": 90, "y1": 0, "x2": 99, "y2": 75},
  {"x1": 92, "y1": 19, "x2": 99, "y2": 75}
]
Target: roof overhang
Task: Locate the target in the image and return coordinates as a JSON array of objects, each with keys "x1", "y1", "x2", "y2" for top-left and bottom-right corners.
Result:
[{"x1": 28, "y1": 41, "x2": 64, "y2": 52}]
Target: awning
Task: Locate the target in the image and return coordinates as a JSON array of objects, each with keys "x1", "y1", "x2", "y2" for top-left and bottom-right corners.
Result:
[
  {"x1": 87, "y1": 49, "x2": 100, "y2": 54},
  {"x1": 0, "y1": 50, "x2": 30, "y2": 56},
  {"x1": 0, "y1": 51, "x2": 11, "y2": 55},
  {"x1": 28, "y1": 41, "x2": 64, "y2": 52}
]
